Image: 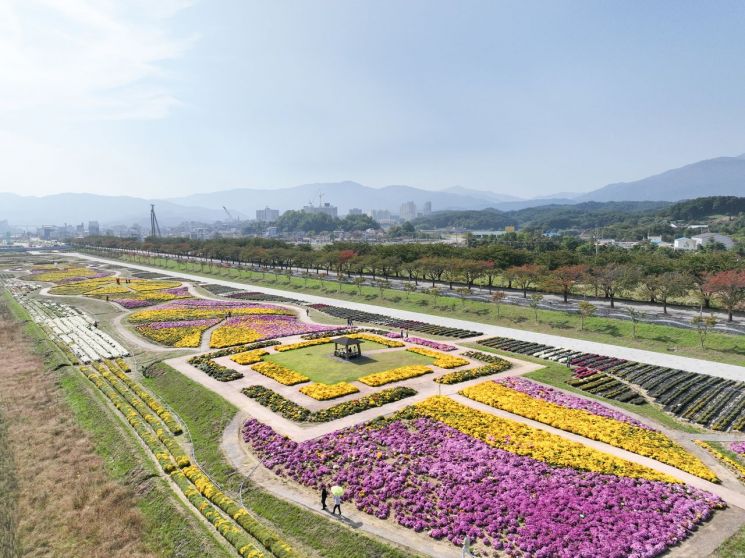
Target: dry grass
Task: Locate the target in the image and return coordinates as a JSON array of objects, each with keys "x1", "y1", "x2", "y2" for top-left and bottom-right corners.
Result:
[{"x1": 0, "y1": 304, "x2": 154, "y2": 558}]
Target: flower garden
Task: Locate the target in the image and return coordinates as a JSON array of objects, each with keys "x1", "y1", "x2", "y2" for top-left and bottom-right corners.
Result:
[
  {"x1": 127, "y1": 299, "x2": 334, "y2": 348},
  {"x1": 461, "y1": 379, "x2": 717, "y2": 481},
  {"x1": 10, "y1": 260, "x2": 744, "y2": 557},
  {"x1": 243, "y1": 401, "x2": 724, "y2": 557},
  {"x1": 479, "y1": 336, "x2": 745, "y2": 428}
]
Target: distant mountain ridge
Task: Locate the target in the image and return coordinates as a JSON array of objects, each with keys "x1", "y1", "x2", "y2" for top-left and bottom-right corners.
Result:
[
  {"x1": 577, "y1": 154, "x2": 745, "y2": 202},
  {"x1": 0, "y1": 193, "x2": 231, "y2": 228},
  {"x1": 2, "y1": 153, "x2": 745, "y2": 227}
]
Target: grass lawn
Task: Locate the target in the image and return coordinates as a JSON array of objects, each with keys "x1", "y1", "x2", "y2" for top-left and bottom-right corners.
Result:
[
  {"x1": 144, "y1": 361, "x2": 419, "y2": 558},
  {"x1": 464, "y1": 342, "x2": 703, "y2": 433},
  {"x1": 109, "y1": 254, "x2": 745, "y2": 366},
  {"x1": 265, "y1": 342, "x2": 432, "y2": 383}
]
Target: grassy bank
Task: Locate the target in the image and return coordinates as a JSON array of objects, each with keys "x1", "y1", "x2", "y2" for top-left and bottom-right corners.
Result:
[
  {"x1": 106, "y1": 253, "x2": 745, "y2": 366},
  {"x1": 1, "y1": 291, "x2": 231, "y2": 558},
  {"x1": 143, "y1": 361, "x2": 418, "y2": 558}
]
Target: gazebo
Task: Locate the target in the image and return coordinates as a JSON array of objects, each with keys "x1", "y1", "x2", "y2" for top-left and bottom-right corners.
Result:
[{"x1": 333, "y1": 336, "x2": 363, "y2": 359}]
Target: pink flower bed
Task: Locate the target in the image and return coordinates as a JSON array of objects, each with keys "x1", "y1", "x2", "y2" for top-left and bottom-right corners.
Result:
[
  {"x1": 244, "y1": 417, "x2": 722, "y2": 557},
  {"x1": 386, "y1": 332, "x2": 457, "y2": 351},
  {"x1": 146, "y1": 318, "x2": 221, "y2": 330},
  {"x1": 494, "y1": 377, "x2": 652, "y2": 429},
  {"x1": 731, "y1": 442, "x2": 745, "y2": 454},
  {"x1": 117, "y1": 299, "x2": 152, "y2": 309}
]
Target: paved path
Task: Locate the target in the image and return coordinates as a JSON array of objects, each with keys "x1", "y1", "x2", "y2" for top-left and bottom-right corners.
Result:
[
  {"x1": 166, "y1": 349, "x2": 541, "y2": 443},
  {"x1": 72, "y1": 253, "x2": 745, "y2": 381}
]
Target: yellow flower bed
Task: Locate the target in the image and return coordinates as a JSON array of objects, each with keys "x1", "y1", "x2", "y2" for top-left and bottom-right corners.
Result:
[
  {"x1": 49, "y1": 277, "x2": 113, "y2": 295},
  {"x1": 86, "y1": 284, "x2": 133, "y2": 295},
  {"x1": 127, "y1": 280, "x2": 181, "y2": 291},
  {"x1": 210, "y1": 326, "x2": 262, "y2": 348},
  {"x1": 30, "y1": 266, "x2": 99, "y2": 282},
  {"x1": 406, "y1": 346, "x2": 469, "y2": 368},
  {"x1": 695, "y1": 441, "x2": 745, "y2": 482},
  {"x1": 131, "y1": 306, "x2": 291, "y2": 324},
  {"x1": 413, "y1": 396, "x2": 676, "y2": 483},
  {"x1": 461, "y1": 382, "x2": 718, "y2": 482},
  {"x1": 299, "y1": 382, "x2": 360, "y2": 400},
  {"x1": 274, "y1": 338, "x2": 332, "y2": 352},
  {"x1": 347, "y1": 332, "x2": 405, "y2": 348},
  {"x1": 136, "y1": 325, "x2": 204, "y2": 348},
  {"x1": 252, "y1": 361, "x2": 309, "y2": 385},
  {"x1": 359, "y1": 365, "x2": 432, "y2": 387},
  {"x1": 230, "y1": 349, "x2": 269, "y2": 365}
]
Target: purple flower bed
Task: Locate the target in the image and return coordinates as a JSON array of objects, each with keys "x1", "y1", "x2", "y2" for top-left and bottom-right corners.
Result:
[
  {"x1": 407, "y1": 337, "x2": 457, "y2": 351},
  {"x1": 163, "y1": 286, "x2": 190, "y2": 296},
  {"x1": 58, "y1": 272, "x2": 110, "y2": 284},
  {"x1": 160, "y1": 298, "x2": 264, "y2": 309},
  {"x1": 145, "y1": 318, "x2": 221, "y2": 330},
  {"x1": 117, "y1": 298, "x2": 152, "y2": 309},
  {"x1": 386, "y1": 332, "x2": 457, "y2": 351},
  {"x1": 495, "y1": 377, "x2": 652, "y2": 430},
  {"x1": 731, "y1": 441, "x2": 745, "y2": 454},
  {"x1": 243, "y1": 417, "x2": 722, "y2": 557}
]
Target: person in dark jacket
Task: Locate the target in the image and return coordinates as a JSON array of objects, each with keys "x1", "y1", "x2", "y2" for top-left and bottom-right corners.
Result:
[{"x1": 320, "y1": 485, "x2": 328, "y2": 510}]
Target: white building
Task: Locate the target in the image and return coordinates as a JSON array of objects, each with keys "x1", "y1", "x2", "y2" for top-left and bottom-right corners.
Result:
[
  {"x1": 674, "y1": 237, "x2": 699, "y2": 251},
  {"x1": 303, "y1": 202, "x2": 338, "y2": 218},
  {"x1": 400, "y1": 201, "x2": 417, "y2": 221},
  {"x1": 422, "y1": 201, "x2": 432, "y2": 215},
  {"x1": 692, "y1": 232, "x2": 735, "y2": 250},
  {"x1": 674, "y1": 233, "x2": 735, "y2": 251},
  {"x1": 256, "y1": 207, "x2": 280, "y2": 223},
  {"x1": 347, "y1": 208, "x2": 363, "y2": 216}
]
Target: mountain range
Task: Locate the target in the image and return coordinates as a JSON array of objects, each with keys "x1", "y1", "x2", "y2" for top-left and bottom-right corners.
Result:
[{"x1": 2, "y1": 154, "x2": 745, "y2": 227}]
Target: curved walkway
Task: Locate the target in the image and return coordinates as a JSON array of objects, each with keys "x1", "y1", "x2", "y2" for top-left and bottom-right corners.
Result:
[{"x1": 71, "y1": 253, "x2": 745, "y2": 382}]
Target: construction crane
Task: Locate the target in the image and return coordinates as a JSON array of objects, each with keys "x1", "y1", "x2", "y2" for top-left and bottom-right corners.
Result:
[
  {"x1": 150, "y1": 204, "x2": 161, "y2": 238},
  {"x1": 222, "y1": 205, "x2": 235, "y2": 222}
]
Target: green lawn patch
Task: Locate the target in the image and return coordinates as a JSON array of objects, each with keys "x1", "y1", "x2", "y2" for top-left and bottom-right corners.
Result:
[{"x1": 265, "y1": 343, "x2": 432, "y2": 383}]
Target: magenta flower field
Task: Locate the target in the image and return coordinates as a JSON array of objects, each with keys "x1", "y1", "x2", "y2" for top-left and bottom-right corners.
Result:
[{"x1": 243, "y1": 416, "x2": 722, "y2": 558}]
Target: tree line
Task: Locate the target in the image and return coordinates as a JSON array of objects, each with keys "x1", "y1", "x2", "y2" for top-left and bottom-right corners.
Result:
[{"x1": 77, "y1": 235, "x2": 745, "y2": 320}]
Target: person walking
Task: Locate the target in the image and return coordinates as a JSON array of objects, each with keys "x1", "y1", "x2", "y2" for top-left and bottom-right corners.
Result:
[
  {"x1": 320, "y1": 485, "x2": 328, "y2": 511},
  {"x1": 332, "y1": 493, "x2": 342, "y2": 516}
]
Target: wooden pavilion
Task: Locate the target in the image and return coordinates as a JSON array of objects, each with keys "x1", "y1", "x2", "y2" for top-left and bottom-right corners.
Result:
[{"x1": 333, "y1": 337, "x2": 363, "y2": 359}]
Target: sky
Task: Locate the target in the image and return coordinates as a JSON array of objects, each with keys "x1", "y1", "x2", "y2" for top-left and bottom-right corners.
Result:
[{"x1": 2, "y1": 0, "x2": 745, "y2": 199}]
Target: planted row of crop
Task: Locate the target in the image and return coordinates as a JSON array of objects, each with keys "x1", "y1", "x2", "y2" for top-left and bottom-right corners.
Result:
[
  {"x1": 83, "y1": 354, "x2": 296, "y2": 558},
  {"x1": 479, "y1": 335, "x2": 745, "y2": 431},
  {"x1": 308, "y1": 303, "x2": 481, "y2": 338}
]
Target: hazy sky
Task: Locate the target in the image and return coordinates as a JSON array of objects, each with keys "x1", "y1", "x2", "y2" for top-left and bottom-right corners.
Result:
[{"x1": 3, "y1": 1, "x2": 745, "y2": 199}]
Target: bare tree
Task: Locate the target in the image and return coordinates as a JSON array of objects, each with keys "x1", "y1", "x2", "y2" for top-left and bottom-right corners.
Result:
[
  {"x1": 692, "y1": 314, "x2": 718, "y2": 349},
  {"x1": 578, "y1": 301, "x2": 596, "y2": 331},
  {"x1": 529, "y1": 293, "x2": 544, "y2": 322},
  {"x1": 491, "y1": 291, "x2": 506, "y2": 318}
]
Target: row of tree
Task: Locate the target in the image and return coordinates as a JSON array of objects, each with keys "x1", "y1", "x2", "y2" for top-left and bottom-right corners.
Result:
[{"x1": 77, "y1": 236, "x2": 745, "y2": 319}]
